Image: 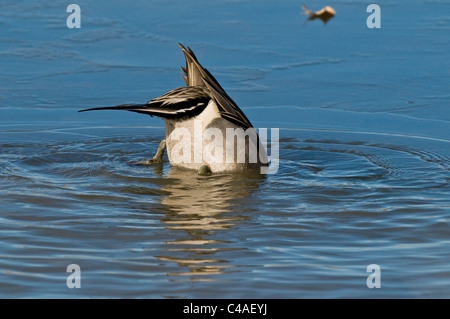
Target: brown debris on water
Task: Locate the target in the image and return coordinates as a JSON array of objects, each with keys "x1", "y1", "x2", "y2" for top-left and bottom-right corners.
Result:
[{"x1": 301, "y1": 5, "x2": 336, "y2": 25}]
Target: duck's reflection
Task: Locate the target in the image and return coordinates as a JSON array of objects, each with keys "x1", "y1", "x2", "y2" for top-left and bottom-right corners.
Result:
[{"x1": 157, "y1": 166, "x2": 263, "y2": 281}]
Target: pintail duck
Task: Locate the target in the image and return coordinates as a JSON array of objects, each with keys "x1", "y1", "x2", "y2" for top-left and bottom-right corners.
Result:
[{"x1": 80, "y1": 44, "x2": 268, "y2": 175}]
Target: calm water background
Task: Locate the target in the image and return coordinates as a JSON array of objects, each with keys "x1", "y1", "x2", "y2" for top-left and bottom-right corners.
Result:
[{"x1": 0, "y1": 0, "x2": 449, "y2": 298}]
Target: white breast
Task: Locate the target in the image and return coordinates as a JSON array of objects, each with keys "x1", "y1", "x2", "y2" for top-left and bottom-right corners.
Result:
[{"x1": 164, "y1": 100, "x2": 265, "y2": 173}]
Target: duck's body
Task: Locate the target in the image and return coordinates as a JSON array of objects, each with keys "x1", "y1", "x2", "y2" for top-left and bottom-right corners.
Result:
[
  {"x1": 79, "y1": 44, "x2": 267, "y2": 174},
  {"x1": 302, "y1": 5, "x2": 336, "y2": 24}
]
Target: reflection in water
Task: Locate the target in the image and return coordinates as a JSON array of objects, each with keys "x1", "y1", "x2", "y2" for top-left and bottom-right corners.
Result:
[{"x1": 157, "y1": 167, "x2": 264, "y2": 280}]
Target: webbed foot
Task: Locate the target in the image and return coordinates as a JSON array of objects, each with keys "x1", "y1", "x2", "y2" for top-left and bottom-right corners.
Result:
[
  {"x1": 136, "y1": 139, "x2": 166, "y2": 165},
  {"x1": 198, "y1": 164, "x2": 212, "y2": 176}
]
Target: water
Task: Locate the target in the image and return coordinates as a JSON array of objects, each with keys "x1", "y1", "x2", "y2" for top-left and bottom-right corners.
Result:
[{"x1": 0, "y1": 0, "x2": 449, "y2": 298}]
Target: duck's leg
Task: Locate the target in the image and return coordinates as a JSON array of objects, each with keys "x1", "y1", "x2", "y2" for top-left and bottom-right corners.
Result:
[
  {"x1": 198, "y1": 164, "x2": 212, "y2": 176},
  {"x1": 137, "y1": 139, "x2": 166, "y2": 164}
]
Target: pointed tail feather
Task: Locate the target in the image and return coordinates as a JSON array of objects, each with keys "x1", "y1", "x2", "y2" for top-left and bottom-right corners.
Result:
[
  {"x1": 78, "y1": 104, "x2": 160, "y2": 116},
  {"x1": 78, "y1": 104, "x2": 148, "y2": 113}
]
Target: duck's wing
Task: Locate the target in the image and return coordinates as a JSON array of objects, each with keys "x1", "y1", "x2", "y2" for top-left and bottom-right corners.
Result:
[
  {"x1": 179, "y1": 43, "x2": 254, "y2": 129},
  {"x1": 179, "y1": 45, "x2": 204, "y2": 87},
  {"x1": 301, "y1": 4, "x2": 313, "y2": 16},
  {"x1": 79, "y1": 86, "x2": 210, "y2": 120}
]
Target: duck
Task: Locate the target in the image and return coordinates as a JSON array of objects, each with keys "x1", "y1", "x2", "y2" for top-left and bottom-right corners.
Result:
[{"x1": 79, "y1": 44, "x2": 268, "y2": 175}]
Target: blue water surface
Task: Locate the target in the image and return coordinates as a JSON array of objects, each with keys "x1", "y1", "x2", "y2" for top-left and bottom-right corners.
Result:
[{"x1": 0, "y1": 0, "x2": 449, "y2": 298}]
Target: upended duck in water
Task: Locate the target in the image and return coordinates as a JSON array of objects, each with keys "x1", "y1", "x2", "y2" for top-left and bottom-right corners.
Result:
[{"x1": 79, "y1": 44, "x2": 269, "y2": 175}]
